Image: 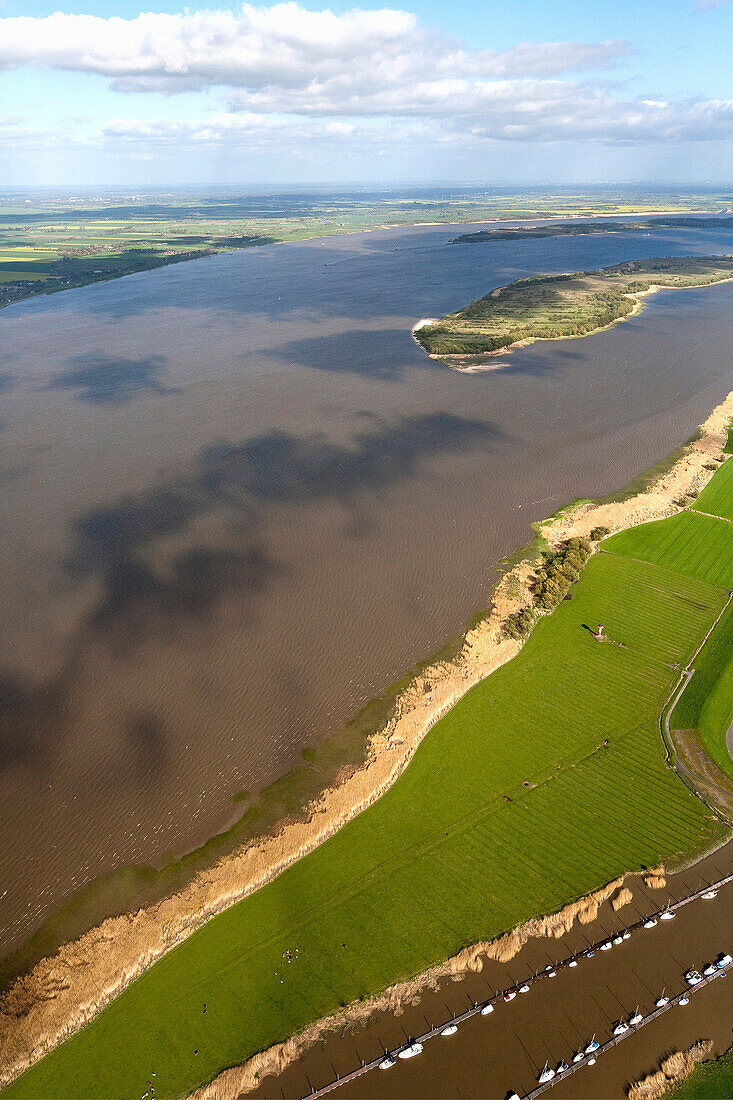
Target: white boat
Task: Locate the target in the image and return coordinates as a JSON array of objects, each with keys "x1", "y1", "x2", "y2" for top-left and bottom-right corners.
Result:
[
  {"x1": 703, "y1": 964, "x2": 717, "y2": 976},
  {"x1": 508, "y1": 1094, "x2": 521, "y2": 1100},
  {"x1": 613, "y1": 1021, "x2": 629, "y2": 1035},
  {"x1": 685, "y1": 969, "x2": 703, "y2": 985},
  {"x1": 679, "y1": 996, "x2": 690, "y2": 1005},
  {"x1": 379, "y1": 1054, "x2": 396, "y2": 1069},
  {"x1": 702, "y1": 890, "x2": 718, "y2": 899},
  {"x1": 717, "y1": 954, "x2": 733, "y2": 968},
  {"x1": 612, "y1": 935, "x2": 623, "y2": 945},
  {"x1": 441, "y1": 1024, "x2": 458, "y2": 1036},
  {"x1": 587, "y1": 1057, "x2": 597, "y2": 1066},
  {"x1": 547, "y1": 971, "x2": 557, "y2": 978},
  {"x1": 629, "y1": 1011, "x2": 643, "y2": 1025},
  {"x1": 398, "y1": 1043, "x2": 423, "y2": 1059},
  {"x1": 557, "y1": 1060, "x2": 569, "y2": 1073},
  {"x1": 568, "y1": 959, "x2": 578, "y2": 968},
  {"x1": 504, "y1": 991, "x2": 516, "y2": 1001},
  {"x1": 600, "y1": 941, "x2": 613, "y2": 951},
  {"x1": 585, "y1": 1038, "x2": 599, "y2": 1054},
  {"x1": 481, "y1": 1003, "x2": 494, "y2": 1015},
  {"x1": 573, "y1": 1051, "x2": 585, "y2": 1063},
  {"x1": 519, "y1": 984, "x2": 530, "y2": 993},
  {"x1": 660, "y1": 910, "x2": 675, "y2": 921},
  {"x1": 538, "y1": 1063, "x2": 555, "y2": 1083},
  {"x1": 656, "y1": 995, "x2": 669, "y2": 1007},
  {"x1": 644, "y1": 918, "x2": 658, "y2": 928},
  {"x1": 623, "y1": 932, "x2": 631, "y2": 940}
]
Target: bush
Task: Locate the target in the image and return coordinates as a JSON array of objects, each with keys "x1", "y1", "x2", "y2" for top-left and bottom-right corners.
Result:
[
  {"x1": 532, "y1": 538, "x2": 593, "y2": 612},
  {"x1": 590, "y1": 526, "x2": 610, "y2": 541},
  {"x1": 503, "y1": 606, "x2": 535, "y2": 639}
]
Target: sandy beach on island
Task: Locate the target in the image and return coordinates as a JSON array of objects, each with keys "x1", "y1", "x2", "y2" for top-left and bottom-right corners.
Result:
[
  {"x1": 417, "y1": 273, "x2": 733, "y2": 372},
  {"x1": 2, "y1": 390, "x2": 733, "y2": 1095}
]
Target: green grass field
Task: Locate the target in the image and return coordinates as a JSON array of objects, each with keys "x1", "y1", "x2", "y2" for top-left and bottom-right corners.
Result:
[
  {"x1": 415, "y1": 256, "x2": 733, "y2": 359},
  {"x1": 603, "y1": 468, "x2": 733, "y2": 780},
  {"x1": 4, "y1": 540, "x2": 728, "y2": 1097},
  {"x1": 671, "y1": 1046, "x2": 733, "y2": 1098},
  {"x1": 602, "y1": 509, "x2": 733, "y2": 588},
  {"x1": 670, "y1": 602, "x2": 733, "y2": 781},
  {"x1": 692, "y1": 454, "x2": 733, "y2": 521}
]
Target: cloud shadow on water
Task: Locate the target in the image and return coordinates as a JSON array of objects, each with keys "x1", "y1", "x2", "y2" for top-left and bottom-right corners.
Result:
[
  {"x1": 270, "y1": 327, "x2": 442, "y2": 381},
  {"x1": 47, "y1": 352, "x2": 174, "y2": 405},
  {"x1": 1, "y1": 411, "x2": 505, "y2": 777}
]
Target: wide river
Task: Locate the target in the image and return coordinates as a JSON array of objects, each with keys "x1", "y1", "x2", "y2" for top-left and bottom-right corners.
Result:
[{"x1": 2, "y1": 220, "x2": 733, "y2": 960}]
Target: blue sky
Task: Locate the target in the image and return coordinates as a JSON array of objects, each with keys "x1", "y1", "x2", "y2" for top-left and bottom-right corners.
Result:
[{"x1": 2, "y1": 0, "x2": 733, "y2": 186}]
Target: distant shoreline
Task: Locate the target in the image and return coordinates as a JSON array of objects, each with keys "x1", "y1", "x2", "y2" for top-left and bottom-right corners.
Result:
[{"x1": 0, "y1": 206, "x2": 715, "y2": 315}]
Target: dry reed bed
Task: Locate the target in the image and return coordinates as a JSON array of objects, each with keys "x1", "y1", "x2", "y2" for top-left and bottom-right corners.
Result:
[
  {"x1": 628, "y1": 1040, "x2": 714, "y2": 1100},
  {"x1": 2, "y1": 391, "x2": 733, "y2": 1091}
]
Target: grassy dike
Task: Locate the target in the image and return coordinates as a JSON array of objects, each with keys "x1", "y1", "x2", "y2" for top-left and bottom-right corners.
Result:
[
  {"x1": 5, "y1": 462, "x2": 733, "y2": 1097},
  {"x1": 415, "y1": 255, "x2": 733, "y2": 364}
]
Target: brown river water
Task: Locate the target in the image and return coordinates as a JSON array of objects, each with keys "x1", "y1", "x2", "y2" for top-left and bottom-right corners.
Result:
[{"x1": 2, "y1": 219, "x2": 733, "y2": 986}]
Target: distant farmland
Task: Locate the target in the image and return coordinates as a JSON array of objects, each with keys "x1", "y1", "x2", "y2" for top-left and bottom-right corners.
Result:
[{"x1": 6, "y1": 495, "x2": 731, "y2": 1097}]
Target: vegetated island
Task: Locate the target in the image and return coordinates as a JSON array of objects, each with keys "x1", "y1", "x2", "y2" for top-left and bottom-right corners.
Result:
[
  {"x1": 451, "y1": 215, "x2": 733, "y2": 243},
  {"x1": 414, "y1": 255, "x2": 733, "y2": 369},
  {"x1": 3, "y1": 394, "x2": 733, "y2": 1100}
]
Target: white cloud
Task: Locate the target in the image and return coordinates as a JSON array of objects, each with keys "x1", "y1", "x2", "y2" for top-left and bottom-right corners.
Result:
[
  {"x1": 2, "y1": 2, "x2": 733, "y2": 163},
  {"x1": 0, "y1": 3, "x2": 631, "y2": 103},
  {"x1": 695, "y1": 0, "x2": 732, "y2": 10},
  {"x1": 98, "y1": 91, "x2": 733, "y2": 151}
]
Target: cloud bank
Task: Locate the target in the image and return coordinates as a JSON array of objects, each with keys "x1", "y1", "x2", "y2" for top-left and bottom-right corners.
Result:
[
  {"x1": 1, "y1": 2, "x2": 733, "y2": 180},
  {"x1": 0, "y1": 4, "x2": 632, "y2": 99}
]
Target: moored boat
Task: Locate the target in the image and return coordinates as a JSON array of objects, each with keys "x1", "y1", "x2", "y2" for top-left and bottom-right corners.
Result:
[{"x1": 398, "y1": 1042, "x2": 423, "y2": 1059}]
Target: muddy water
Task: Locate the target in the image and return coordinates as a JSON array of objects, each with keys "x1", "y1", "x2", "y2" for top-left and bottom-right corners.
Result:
[
  {"x1": 252, "y1": 841, "x2": 733, "y2": 1100},
  {"x1": 2, "y1": 221, "x2": 733, "y2": 956}
]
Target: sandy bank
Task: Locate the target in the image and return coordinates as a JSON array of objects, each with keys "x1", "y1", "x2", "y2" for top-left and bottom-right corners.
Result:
[{"x1": 2, "y1": 391, "x2": 733, "y2": 1092}]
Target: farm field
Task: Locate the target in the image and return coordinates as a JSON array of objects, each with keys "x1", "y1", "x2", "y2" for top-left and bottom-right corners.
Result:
[
  {"x1": 4, "y1": 544, "x2": 727, "y2": 1098},
  {"x1": 670, "y1": 602, "x2": 733, "y2": 782},
  {"x1": 602, "y1": 509, "x2": 733, "y2": 588},
  {"x1": 692, "y1": 452, "x2": 733, "y2": 520},
  {"x1": 414, "y1": 256, "x2": 733, "y2": 361}
]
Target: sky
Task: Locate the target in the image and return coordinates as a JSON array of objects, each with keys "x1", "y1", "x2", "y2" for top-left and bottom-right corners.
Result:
[{"x1": 2, "y1": 0, "x2": 733, "y2": 186}]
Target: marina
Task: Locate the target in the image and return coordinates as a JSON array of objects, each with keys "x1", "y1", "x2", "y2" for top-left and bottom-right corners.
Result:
[{"x1": 298, "y1": 873, "x2": 733, "y2": 1099}]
